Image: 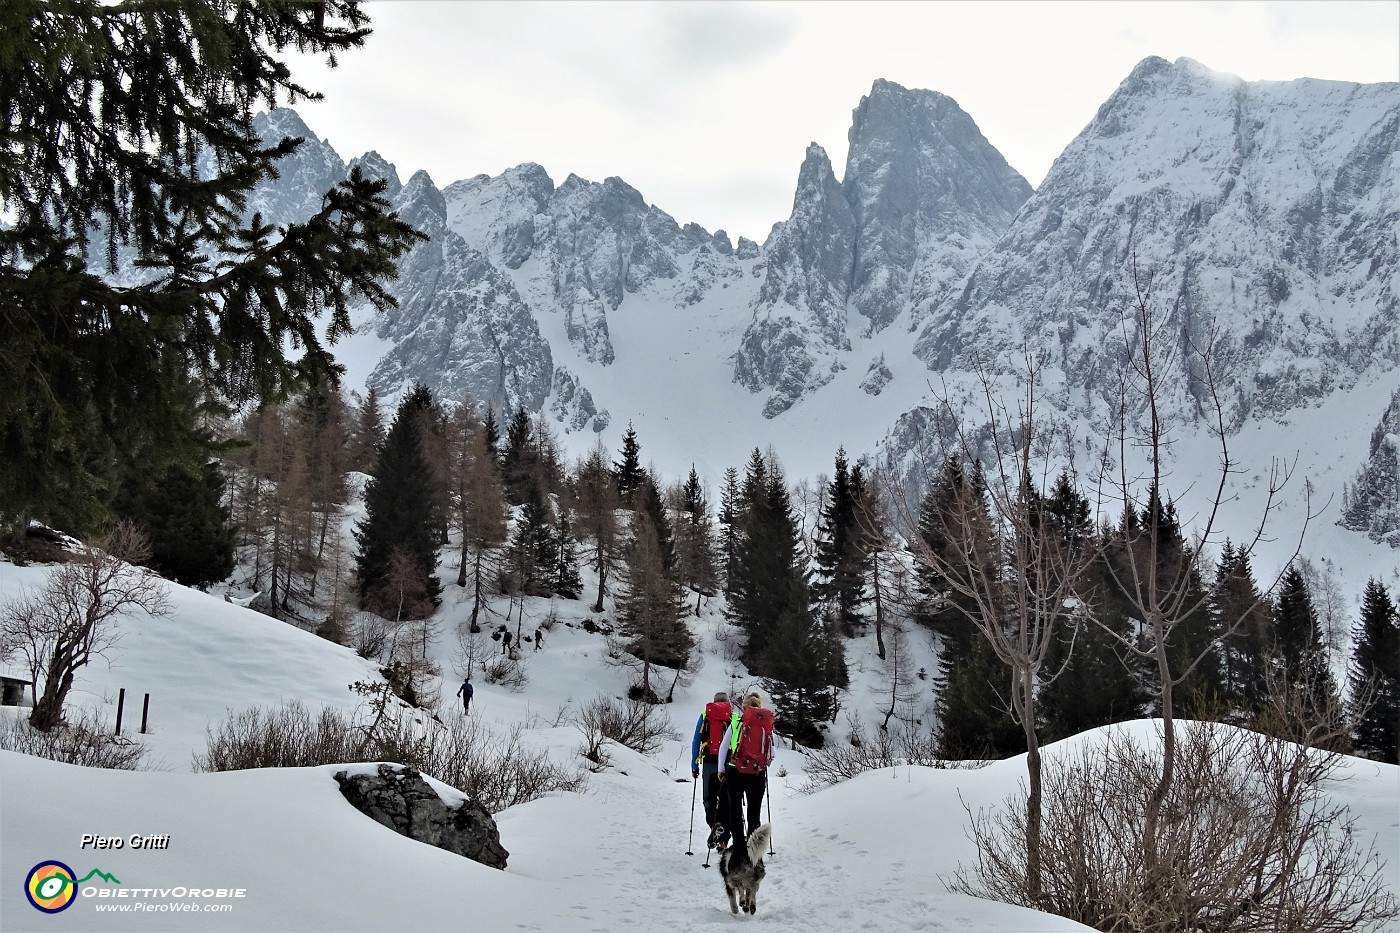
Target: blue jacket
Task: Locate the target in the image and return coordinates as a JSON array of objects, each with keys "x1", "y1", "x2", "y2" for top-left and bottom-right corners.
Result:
[{"x1": 690, "y1": 713, "x2": 706, "y2": 768}]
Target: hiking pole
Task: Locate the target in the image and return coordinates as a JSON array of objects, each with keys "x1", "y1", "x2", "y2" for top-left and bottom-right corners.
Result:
[
  {"x1": 685, "y1": 771, "x2": 697, "y2": 857},
  {"x1": 765, "y1": 780, "x2": 775, "y2": 856}
]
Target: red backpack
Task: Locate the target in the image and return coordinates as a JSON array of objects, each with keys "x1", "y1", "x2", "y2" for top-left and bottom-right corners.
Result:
[
  {"x1": 703, "y1": 701, "x2": 731, "y2": 754},
  {"x1": 731, "y1": 706, "x2": 774, "y2": 775}
]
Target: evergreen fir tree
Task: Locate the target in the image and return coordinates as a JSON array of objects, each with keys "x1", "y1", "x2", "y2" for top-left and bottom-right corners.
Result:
[
  {"x1": 553, "y1": 508, "x2": 584, "y2": 600},
  {"x1": 638, "y1": 473, "x2": 677, "y2": 574},
  {"x1": 0, "y1": 1, "x2": 422, "y2": 534},
  {"x1": 913, "y1": 457, "x2": 994, "y2": 640},
  {"x1": 813, "y1": 448, "x2": 868, "y2": 637},
  {"x1": 1272, "y1": 564, "x2": 1340, "y2": 713},
  {"x1": 114, "y1": 461, "x2": 235, "y2": 589},
  {"x1": 727, "y1": 450, "x2": 808, "y2": 674},
  {"x1": 507, "y1": 479, "x2": 557, "y2": 599},
  {"x1": 1133, "y1": 489, "x2": 1224, "y2": 715},
  {"x1": 762, "y1": 575, "x2": 841, "y2": 748},
  {"x1": 1212, "y1": 542, "x2": 1275, "y2": 718},
  {"x1": 718, "y1": 467, "x2": 741, "y2": 595},
  {"x1": 613, "y1": 422, "x2": 645, "y2": 508},
  {"x1": 482, "y1": 407, "x2": 501, "y2": 464},
  {"x1": 354, "y1": 385, "x2": 442, "y2": 619},
  {"x1": 934, "y1": 630, "x2": 1024, "y2": 759},
  {"x1": 675, "y1": 466, "x2": 720, "y2": 614},
  {"x1": 346, "y1": 386, "x2": 386, "y2": 474},
  {"x1": 1349, "y1": 578, "x2": 1399, "y2": 763},
  {"x1": 500, "y1": 409, "x2": 537, "y2": 506},
  {"x1": 1037, "y1": 473, "x2": 1149, "y2": 740}
]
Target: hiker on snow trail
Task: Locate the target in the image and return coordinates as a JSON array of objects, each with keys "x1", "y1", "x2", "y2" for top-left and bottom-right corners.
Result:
[
  {"x1": 456, "y1": 677, "x2": 473, "y2": 714},
  {"x1": 717, "y1": 689, "x2": 774, "y2": 852},
  {"x1": 690, "y1": 690, "x2": 733, "y2": 849}
]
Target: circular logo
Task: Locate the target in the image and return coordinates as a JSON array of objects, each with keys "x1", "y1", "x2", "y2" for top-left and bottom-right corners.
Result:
[{"x1": 25, "y1": 861, "x2": 78, "y2": 913}]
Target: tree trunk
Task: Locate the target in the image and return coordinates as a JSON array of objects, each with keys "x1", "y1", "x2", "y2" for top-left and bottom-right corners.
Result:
[
  {"x1": 1144, "y1": 611, "x2": 1175, "y2": 877},
  {"x1": 872, "y1": 550, "x2": 886, "y2": 661}
]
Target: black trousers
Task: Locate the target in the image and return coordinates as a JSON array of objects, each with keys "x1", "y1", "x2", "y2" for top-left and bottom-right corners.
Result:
[
  {"x1": 700, "y1": 756, "x2": 722, "y2": 826},
  {"x1": 722, "y1": 767, "x2": 766, "y2": 847}
]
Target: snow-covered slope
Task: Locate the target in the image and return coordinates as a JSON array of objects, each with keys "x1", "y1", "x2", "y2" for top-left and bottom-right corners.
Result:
[{"x1": 3, "y1": 555, "x2": 1395, "y2": 932}]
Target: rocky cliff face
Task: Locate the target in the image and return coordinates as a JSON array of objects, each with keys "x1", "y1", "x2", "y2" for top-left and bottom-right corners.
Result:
[
  {"x1": 225, "y1": 57, "x2": 1396, "y2": 551},
  {"x1": 734, "y1": 83, "x2": 1033, "y2": 417},
  {"x1": 908, "y1": 57, "x2": 1399, "y2": 433}
]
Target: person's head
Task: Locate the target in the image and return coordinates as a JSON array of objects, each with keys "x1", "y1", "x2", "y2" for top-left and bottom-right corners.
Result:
[
  {"x1": 743, "y1": 690, "x2": 763, "y2": 708},
  {"x1": 713, "y1": 691, "x2": 728, "y2": 704}
]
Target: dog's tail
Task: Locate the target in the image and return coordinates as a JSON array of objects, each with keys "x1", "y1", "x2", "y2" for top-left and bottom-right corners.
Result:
[{"x1": 746, "y1": 823, "x2": 772, "y2": 863}]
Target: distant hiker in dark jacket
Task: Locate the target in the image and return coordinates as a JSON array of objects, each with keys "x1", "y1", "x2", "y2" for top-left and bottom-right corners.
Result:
[
  {"x1": 456, "y1": 678, "x2": 473, "y2": 713},
  {"x1": 690, "y1": 691, "x2": 733, "y2": 848},
  {"x1": 718, "y1": 689, "x2": 774, "y2": 851},
  {"x1": 502, "y1": 630, "x2": 512, "y2": 655},
  {"x1": 534, "y1": 627, "x2": 544, "y2": 651}
]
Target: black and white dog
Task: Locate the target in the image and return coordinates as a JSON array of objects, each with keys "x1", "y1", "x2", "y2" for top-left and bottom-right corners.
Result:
[{"x1": 718, "y1": 823, "x2": 772, "y2": 915}]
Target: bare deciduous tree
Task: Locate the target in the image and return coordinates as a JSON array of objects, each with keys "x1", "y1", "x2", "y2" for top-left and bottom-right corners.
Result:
[
  {"x1": 1, "y1": 523, "x2": 170, "y2": 731},
  {"x1": 902, "y1": 349, "x2": 1097, "y2": 901},
  {"x1": 1093, "y1": 264, "x2": 1312, "y2": 882}
]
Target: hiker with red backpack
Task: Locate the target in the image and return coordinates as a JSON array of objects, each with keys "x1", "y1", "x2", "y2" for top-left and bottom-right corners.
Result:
[
  {"x1": 716, "y1": 689, "x2": 774, "y2": 852},
  {"x1": 691, "y1": 690, "x2": 734, "y2": 850}
]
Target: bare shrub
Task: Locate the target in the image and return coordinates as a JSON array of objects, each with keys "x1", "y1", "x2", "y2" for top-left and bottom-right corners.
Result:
[
  {"x1": 423, "y1": 711, "x2": 585, "y2": 813},
  {"x1": 483, "y1": 653, "x2": 526, "y2": 690},
  {"x1": 193, "y1": 701, "x2": 363, "y2": 771},
  {"x1": 950, "y1": 723, "x2": 1399, "y2": 932},
  {"x1": 194, "y1": 699, "x2": 583, "y2": 813},
  {"x1": 574, "y1": 694, "x2": 676, "y2": 759},
  {"x1": 0, "y1": 710, "x2": 149, "y2": 770},
  {"x1": 800, "y1": 719, "x2": 980, "y2": 793}
]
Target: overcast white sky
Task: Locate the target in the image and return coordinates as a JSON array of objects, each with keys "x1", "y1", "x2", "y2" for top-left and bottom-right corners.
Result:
[{"x1": 285, "y1": 1, "x2": 1399, "y2": 244}]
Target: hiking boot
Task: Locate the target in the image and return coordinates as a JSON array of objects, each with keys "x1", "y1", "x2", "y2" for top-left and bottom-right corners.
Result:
[{"x1": 707, "y1": 823, "x2": 729, "y2": 850}]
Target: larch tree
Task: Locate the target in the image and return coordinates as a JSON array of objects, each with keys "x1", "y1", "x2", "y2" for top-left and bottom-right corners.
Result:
[
  {"x1": 444, "y1": 398, "x2": 506, "y2": 631},
  {"x1": 573, "y1": 440, "x2": 621, "y2": 614},
  {"x1": 614, "y1": 512, "x2": 693, "y2": 702}
]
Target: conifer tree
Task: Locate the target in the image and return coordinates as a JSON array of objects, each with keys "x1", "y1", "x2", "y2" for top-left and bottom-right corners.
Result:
[
  {"x1": 354, "y1": 385, "x2": 442, "y2": 619},
  {"x1": 114, "y1": 461, "x2": 235, "y2": 589},
  {"x1": 444, "y1": 399, "x2": 506, "y2": 630},
  {"x1": 727, "y1": 450, "x2": 809, "y2": 673},
  {"x1": 1349, "y1": 578, "x2": 1399, "y2": 763},
  {"x1": 506, "y1": 479, "x2": 557, "y2": 602},
  {"x1": 553, "y1": 508, "x2": 584, "y2": 600},
  {"x1": 1126, "y1": 490, "x2": 1224, "y2": 716},
  {"x1": 675, "y1": 466, "x2": 720, "y2": 614},
  {"x1": 913, "y1": 457, "x2": 992, "y2": 637},
  {"x1": 813, "y1": 448, "x2": 868, "y2": 636},
  {"x1": 346, "y1": 386, "x2": 386, "y2": 474},
  {"x1": 718, "y1": 467, "x2": 741, "y2": 594},
  {"x1": 495, "y1": 408, "x2": 529, "y2": 506},
  {"x1": 573, "y1": 441, "x2": 621, "y2": 614},
  {"x1": 482, "y1": 408, "x2": 501, "y2": 463},
  {"x1": 1272, "y1": 564, "x2": 1339, "y2": 714},
  {"x1": 615, "y1": 513, "x2": 693, "y2": 700},
  {"x1": 1038, "y1": 474, "x2": 1147, "y2": 740},
  {"x1": 1213, "y1": 542, "x2": 1275, "y2": 717},
  {"x1": 613, "y1": 422, "x2": 645, "y2": 508},
  {"x1": 638, "y1": 472, "x2": 677, "y2": 574},
  {"x1": 1, "y1": 1, "x2": 422, "y2": 535},
  {"x1": 294, "y1": 380, "x2": 351, "y2": 603},
  {"x1": 762, "y1": 575, "x2": 840, "y2": 747}
]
